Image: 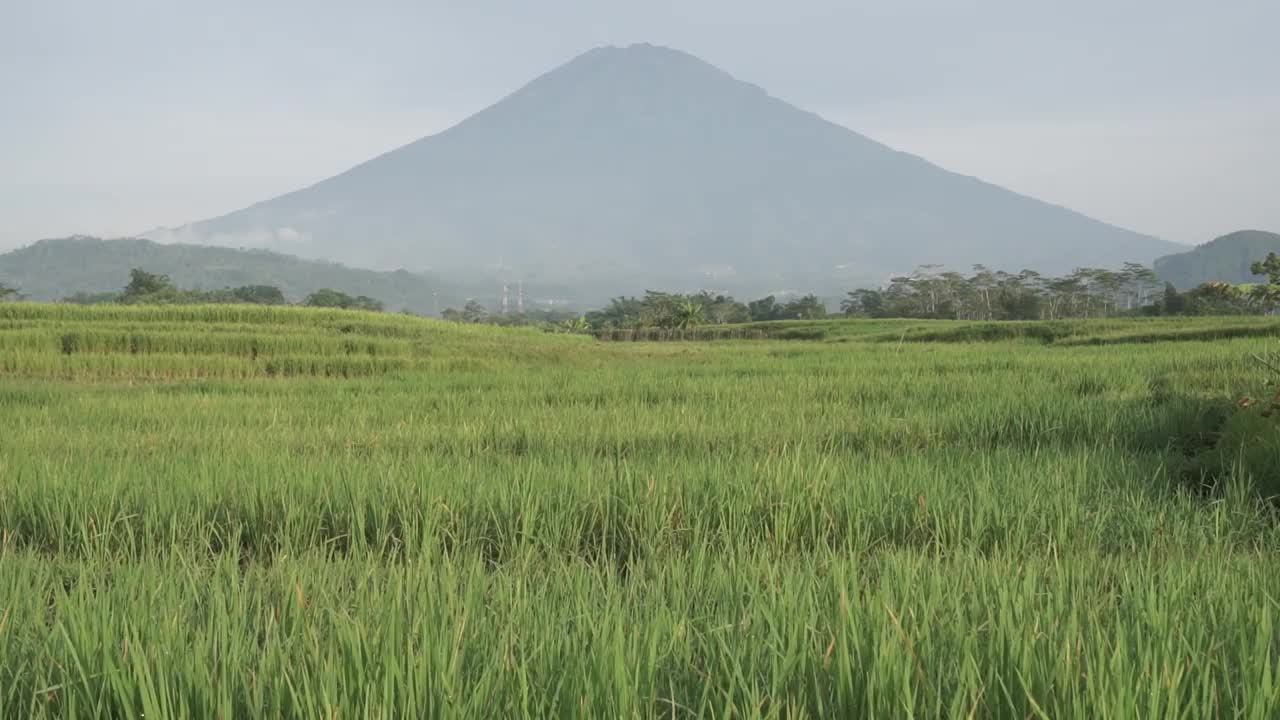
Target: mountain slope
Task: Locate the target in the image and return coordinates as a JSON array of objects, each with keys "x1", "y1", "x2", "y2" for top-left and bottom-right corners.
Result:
[
  {"x1": 1153, "y1": 230, "x2": 1280, "y2": 289},
  {"x1": 153, "y1": 43, "x2": 1178, "y2": 296},
  {"x1": 0, "y1": 236, "x2": 488, "y2": 312}
]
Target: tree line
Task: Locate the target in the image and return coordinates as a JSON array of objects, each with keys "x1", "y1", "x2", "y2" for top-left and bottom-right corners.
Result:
[
  {"x1": 842, "y1": 260, "x2": 1280, "y2": 320},
  {"x1": 440, "y1": 290, "x2": 831, "y2": 333},
  {"x1": 8, "y1": 254, "x2": 1280, "y2": 326},
  {"x1": 585, "y1": 291, "x2": 829, "y2": 329},
  {"x1": 439, "y1": 300, "x2": 581, "y2": 328},
  {"x1": 442, "y1": 255, "x2": 1280, "y2": 332},
  {"x1": 55, "y1": 269, "x2": 387, "y2": 311}
]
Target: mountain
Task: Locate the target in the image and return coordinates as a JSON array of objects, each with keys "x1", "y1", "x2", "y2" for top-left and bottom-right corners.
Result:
[
  {"x1": 150, "y1": 43, "x2": 1178, "y2": 298},
  {"x1": 1153, "y1": 230, "x2": 1280, "y2": 289},
  {"x1": 0, "y1": 236, "x2": 565, "y2": 312}
]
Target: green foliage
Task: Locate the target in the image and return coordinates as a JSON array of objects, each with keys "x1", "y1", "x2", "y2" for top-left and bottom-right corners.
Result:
[
  {"x1": 0, "y1": 307, "x2": 1279, "y2": 716},
  {"x1": 1248, "y1": 252, "x2": 1280, "y2": 309},
  {"x1": 747, "y1": 294, "x2": 780, "y2": 321},
  {"x1": 840, "y1": 288, "x2": 884, "y2": 317},
  {"x1": 123, "y1": 268, "x2": 174, "y2": 299},
  {"x1": 672, "y1": 300, "x2": 705, "y2": 328},
  {"x1": 460, "y1": 299, "x2": 488, "y2": 323},
  {"x1": 781, "y1": 293, "x2": 827, "y2": 320},
  {"x1": 73, "y1": 268, "x2": 295, "y2": 309},
  {"x1": 842, "y1": 263, "x2": 1165, "y2": 320},
  {"x1": 231, "y1": 284, "x2": 287, "y2": 305},
  {"x1": 587, "y1": 296, "x2": 645, "y2": 329},
  {"x1": 1186, "y1": 351, "x2": 1280, "y2": 502},
  {"x1": 441, "y1": 300, "x2": 495, "y2": 324},
  {"x1": 744, "y1": 294, "x2": 828, "y2": 321},
  {"x1": 1212, "y1": 406, "x2": 1280, "y2": 501},
  {"x1": 1177, "y1": 282, "x2": 1275, "y2": 316},
  {"x1": 302, "y1": 288, "x2": 384, "y2": 312},
  {"x1": 556, "y1": 315, "x2": 591, "y2": 334},
  {"x1": 1161, "y1": 282, "x2": 1187, "y2": 315},
  {"x1": 440, "y1": 304, "x2": 583, "y2": 332},
  {"x1": 1254, "y1": 252, "x2": 1280, "y2": 285},
  {"x1": 0, "y1": 282, "x2": 20, "y2": 301},
  {"x1": 586, "y1": 291, "x2": 754, "y2": 330}
]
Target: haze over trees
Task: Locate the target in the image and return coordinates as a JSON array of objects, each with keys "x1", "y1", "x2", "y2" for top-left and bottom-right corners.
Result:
[
  {"x1": 149, "y1": 44, "x2": 1177, "y2": 299},
  {"x1": 60, "y1": 267, "x2": 384, "y2": 312},
  {"x1": 0, "y1": 236, "x2": 467, "y2": 312},
  {"x1": 16, "y1": 240, "x2": 1279, "y2": 326},
  {"x1": 441, "y1": 301, "x2": 580, "y2": 328}
]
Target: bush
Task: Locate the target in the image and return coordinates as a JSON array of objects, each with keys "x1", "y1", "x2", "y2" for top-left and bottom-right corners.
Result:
[
  {"x1": 303, "y1": 289, "x2": 384, "y2": 312},
  {"x1": 232, "y1": 285, "x2": 287, "y2": 305},
  {"x1": 1212, "y1": 405, "x2": 1280, "y2": 502}
]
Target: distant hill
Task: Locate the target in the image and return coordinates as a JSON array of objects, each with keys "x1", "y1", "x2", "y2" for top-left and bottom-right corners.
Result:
[
  {"x1": 148, "y1": 43, "x2": 1178, "y2": 299},
  {"x1": 1153, "y1": 230, "x2": 1280, "y2": 290},
  {"x1": 0, "y1": 236, "x2": 557, "y2": 313}
]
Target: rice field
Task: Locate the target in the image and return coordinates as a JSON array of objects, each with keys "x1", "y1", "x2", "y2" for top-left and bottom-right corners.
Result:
[{"x1": 1, "y1": 303, "x2": 1278, "y2": 718}]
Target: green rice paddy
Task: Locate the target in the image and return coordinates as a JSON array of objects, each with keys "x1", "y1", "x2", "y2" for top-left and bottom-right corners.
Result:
[{"x1": 1, "y1": 304, "x2": 1277, "y2": 718}]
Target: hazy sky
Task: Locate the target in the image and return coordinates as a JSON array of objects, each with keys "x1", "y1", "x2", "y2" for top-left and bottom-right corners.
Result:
[{"x1": 3, "y1": 0, "x2": 1277, "y2": 250}]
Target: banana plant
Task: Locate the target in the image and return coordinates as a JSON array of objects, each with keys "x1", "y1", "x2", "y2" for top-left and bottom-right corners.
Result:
[
  {"x1": 559, "y1": 316, "x2": 591, "y2": 334},
  {"x1": 672, "y1": 301, "x2": 705, "y2": 330}
]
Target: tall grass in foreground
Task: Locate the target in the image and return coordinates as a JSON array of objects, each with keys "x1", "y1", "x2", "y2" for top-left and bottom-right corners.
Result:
[
  {"x1": 4, "y1": 547, "x2": 1278, "y2": 718},
  {"x1": 0, "y1": 306, "x2": 1277, "y2": 718}
]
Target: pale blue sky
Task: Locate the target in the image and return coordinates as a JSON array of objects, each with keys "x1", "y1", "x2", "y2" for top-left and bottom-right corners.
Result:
[{"x1": 2, "y1": 0, "x2": 1277, "y2": 249}]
